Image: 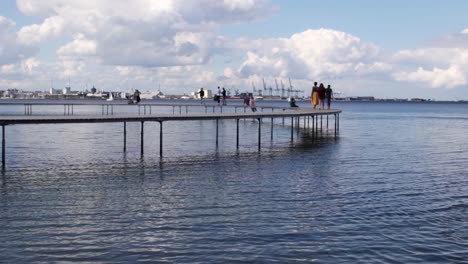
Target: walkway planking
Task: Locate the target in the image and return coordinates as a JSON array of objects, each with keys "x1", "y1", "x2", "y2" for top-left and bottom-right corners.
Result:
[{"x1": 0, "y1": 108, "x2": 340, "y2": 125}]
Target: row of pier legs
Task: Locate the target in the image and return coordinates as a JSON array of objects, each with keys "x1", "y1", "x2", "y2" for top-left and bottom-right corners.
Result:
[
  {"x1": 123, "y1": 114, "x2": 340, "y2": 158},
  {"x1": 1, "y1": 114, "x2": 339, "y2": 170}
]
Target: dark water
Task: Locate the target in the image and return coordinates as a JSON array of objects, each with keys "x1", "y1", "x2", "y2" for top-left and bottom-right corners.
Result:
[{"x1": 1, "y1": 100, "x2": 468, "y2": 263}]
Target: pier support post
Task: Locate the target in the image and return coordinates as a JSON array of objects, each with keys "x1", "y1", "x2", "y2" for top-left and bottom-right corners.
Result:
[
  {"x1": 123, "y1": 122, "x2": 127, "y2": 152},
  {"x1": 320, "y1": 115, "x2": 323, "y2": 131},
  {"x1": 337, "y1": 113, "x2": 340, "y2": 132},
  {"x1": 312, "y1": 115, "x2": 315, "y2": 133},
  {"x1": 236, "y1": 119, "x2": 239, "y2": 149},
  {"x1": 2, "y1": 125, "x2": 5, "y2": 171},
  {"x1": 216, "y1": 119, "x2": 219, "y2": 146},
  {"x1": 258, "y1": 118, "x2": 262, "y2": 150},
  {"x1": 159, "y1": 121, "x2": 163, "y2": 157},
  {"x1": 291, "y1": 117, "x2": 294, "y2": 141},
  {"x1": 271, "y1": 117, "x2": 274, "y2": 141},
  {"x1": 315, "y1": 115, "x2": 318, "y2": 135},
  {"x1": 140, "y1": 121, "x2": 144, "y2": 156},
  {"x1": 334, "y1": 114, "x2": 337, "y2": 137}
]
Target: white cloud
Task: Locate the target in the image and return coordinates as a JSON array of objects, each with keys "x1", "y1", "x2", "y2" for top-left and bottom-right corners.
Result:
[
  {"x1": 392, "y1": 46, "x2": 468, "y2": 88},
  {"x1": 0, "y1": 16, "x2": 37, "y2": 68},
  {"x1": 461, "y1": 28, "x2": 468, "y2": 34},
  {"x1": 235, "y1": 28, "x2": 385, "y2": 80},
  {"x1": 0, "y1": 16, "x2": 15, "y2": 28},
  {"x1": 57, "y1": 34, "x2": 97, "y2": 57},
  {"x1": 16, "y1": 0, "x2": 274, "y2": 68},
  {"x1": 393, "y1": 48, "x2": 462, "y2": 68},
  {"x1": 21, "y1": 57, "x2": 40, "y2": 73},
  {"x1": 17, "y1": 16, "x2": 65, "y2": 44},
  {"x1": 393, "y1": 66, "x2": 467, "y2": 89}
]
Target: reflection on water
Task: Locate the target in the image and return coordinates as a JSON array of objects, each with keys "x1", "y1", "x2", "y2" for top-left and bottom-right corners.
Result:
[{"x1": 1, "y1": 101, "x2": 468, "y2": 263}]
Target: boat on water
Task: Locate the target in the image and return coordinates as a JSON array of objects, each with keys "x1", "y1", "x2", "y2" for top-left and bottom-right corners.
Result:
[
  {"x1": 254, "y1": 96, "x2": 264, "y2": 100},
  {"x1": 180, "y1": 95, "x2": 191, "y2": 100}
]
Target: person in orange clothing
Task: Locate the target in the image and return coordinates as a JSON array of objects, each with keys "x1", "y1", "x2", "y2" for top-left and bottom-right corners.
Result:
[{"x1": 311, "y1": 82, "x2": 319, "y2": 109}]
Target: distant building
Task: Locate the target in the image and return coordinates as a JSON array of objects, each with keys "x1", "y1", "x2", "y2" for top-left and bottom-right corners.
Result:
[
  {"x1": 49, "y1": 87, "x2": 62, "y2": 95},
  {"x1": 63, "y1": 87, "x2": 71, "y2": 95}
]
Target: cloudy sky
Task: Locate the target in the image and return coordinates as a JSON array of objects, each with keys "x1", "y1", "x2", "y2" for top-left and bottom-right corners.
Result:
[{"x1": 1, "y1": 0, "x2": 468, "y2": 100}]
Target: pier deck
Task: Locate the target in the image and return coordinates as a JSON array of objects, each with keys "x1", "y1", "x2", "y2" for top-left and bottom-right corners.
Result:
[{"x1": 0, "y1": 105, "x2": 341, "y2": 170}]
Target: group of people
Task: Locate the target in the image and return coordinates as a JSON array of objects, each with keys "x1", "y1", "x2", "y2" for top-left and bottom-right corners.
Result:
[
  {"x1": 214, "y1": 87, "x2": 227, "y2": 105},
  {"x1": 311, "y1": 82, "x2": 333, "y2": 109},
  {"x1": 197, "y1": 82, "x2": 333, "y2": 111}
]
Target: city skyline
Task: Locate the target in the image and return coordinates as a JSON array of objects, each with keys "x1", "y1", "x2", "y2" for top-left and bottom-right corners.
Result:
[{"x1": 1, "y1": 0, "x2": 468, "y2": 100}]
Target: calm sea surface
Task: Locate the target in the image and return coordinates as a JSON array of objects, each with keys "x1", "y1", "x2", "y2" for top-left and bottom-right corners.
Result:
[{"x1": 1, "y1": 100, "x2": 467, "y2": 263}]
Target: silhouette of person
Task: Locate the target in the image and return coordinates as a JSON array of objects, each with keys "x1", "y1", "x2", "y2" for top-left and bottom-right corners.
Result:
[
  {"x1": 317, "y1": 83, "x2": 326, "y2": 109},
  {"x1": 198, "y1": 88, "x2": 205, "y2": 103},
  {"x1": 311, "y1": 82, "x2": 319, "y2": 109},
  {"x1": 134, "y1": 89, "x2": 141, "y2": 104},
  {"x1": 289, "y1": 98, "x2": 298, "y2": 107},
  {"x1": 249, "y1": 95, "x2": 257, "y2": 112},
  {"x1": 222, "y1": 87, "x2": 227, "y2": 105},
  {"x1": 325, "y1": 85, "x2": 333, "y2": 109}
]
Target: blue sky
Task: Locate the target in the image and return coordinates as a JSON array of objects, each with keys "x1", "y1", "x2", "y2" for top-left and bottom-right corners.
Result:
[
  {"x1": 1, "y1": 0, "x2": 468, "y2": 100},
  {"x1": 223, "y1": 0, "x2": 468, "y2": 50}
]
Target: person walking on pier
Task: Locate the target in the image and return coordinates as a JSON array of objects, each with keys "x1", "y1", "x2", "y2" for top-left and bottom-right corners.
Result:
[
  {"x1": 249, "y1": 95, "x2": 257, "y2": 112},
  {"x1": 215, "y1": 86, "x2": 221, "y2": 105},
  {"x1": 134, "y1": 89, "x2": 141, "y2": 104},
  {"x1": 325, "y1": 85, "x2": 333, "y2": 109},
  {"x1": 221, "y1": 87, "x2": 227, "y2": 105},
  {"x1": 317, "y1": 83, "x2": 326, "y2": 109},
  {"x1": 198, "y1": 88, "x2": 205, "y2": 103},
  {"x1": 214, "y1": 88, "x2": 221, "y2": 105},
  {"x1": 311, "y1": 82, "x2": 319, "y2": 109},
  {"x1": 243, "y1": 94, "x2": 250, "y2": 106}
]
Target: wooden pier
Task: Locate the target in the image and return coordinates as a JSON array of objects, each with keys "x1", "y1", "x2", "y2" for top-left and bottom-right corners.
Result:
[{"x1": 0, "y1": 103, "x2": 341, "y2": 170}]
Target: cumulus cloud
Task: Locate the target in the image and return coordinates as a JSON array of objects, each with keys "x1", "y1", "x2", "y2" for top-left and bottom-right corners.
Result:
[
  {"x1": 393, "y1": 66, "x2": 467, "y2": 88},
  {"x1": 235, "y1": 29, "x2": 386, "y2": 80},
  {"x1": 1, "y1": 16, "x2": 37, "y2": 65},
  {"x1": 16, "y1": 0, "x2": 274, "y2": 67},
  {"x1": 57, "y1": 33, "x2": 97, "y2": 57},
  {"x1": 0, "y1": 14, "x2": 39, "y2": 89},
  {"x1": 17, "y1": 15, "x2": 65, "y2": 44},
  {"x1": 391, "y1": 31, "x2": 468, "y2": 89}
]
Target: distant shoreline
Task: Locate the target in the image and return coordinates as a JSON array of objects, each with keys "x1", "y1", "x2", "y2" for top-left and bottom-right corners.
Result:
[{"x1": 0, "y1": 97, "x2": 467, "y2": 104}]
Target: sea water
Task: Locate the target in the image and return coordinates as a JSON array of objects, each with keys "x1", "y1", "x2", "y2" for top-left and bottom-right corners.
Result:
[{"x1": 0, "y1": 100, "x2": 467, "y2": 263}]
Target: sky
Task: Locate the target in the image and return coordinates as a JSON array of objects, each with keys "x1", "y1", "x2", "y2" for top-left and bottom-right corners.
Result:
[{"x1": 1, "y1": 0, "x2": 468, "y2": 100}]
